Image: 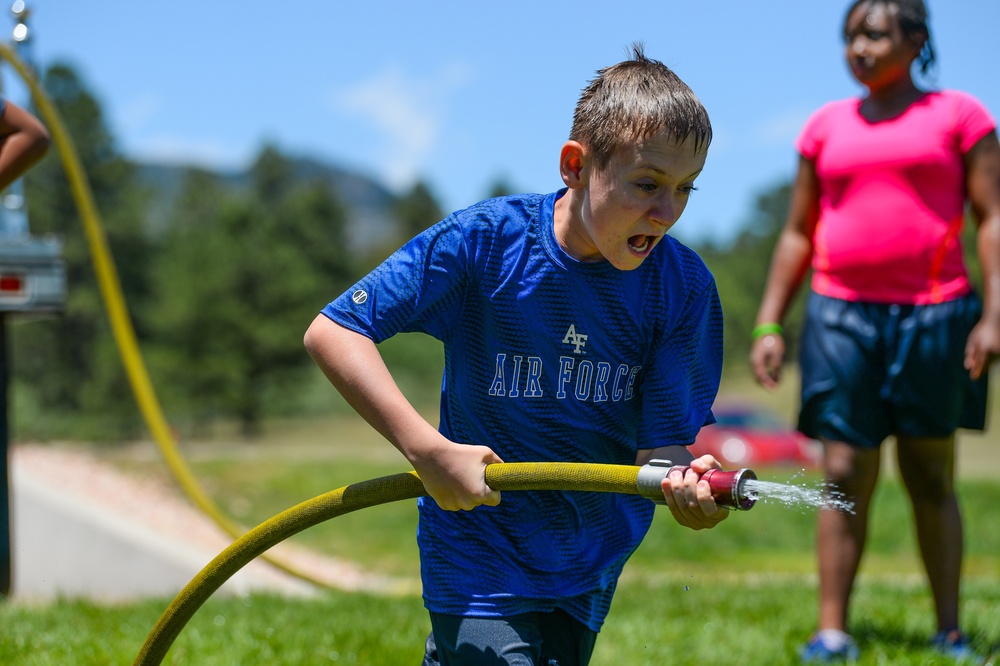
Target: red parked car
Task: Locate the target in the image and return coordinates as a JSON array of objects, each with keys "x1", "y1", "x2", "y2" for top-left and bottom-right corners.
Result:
[{"x1": 689, "y1": 403, "x2": 821, "y2": 469}]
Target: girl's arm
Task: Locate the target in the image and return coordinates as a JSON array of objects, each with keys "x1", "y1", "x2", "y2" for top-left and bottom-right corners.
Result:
[
  {"x1": 749, "y1": 155, "x2": 821, "y2": 389},
  {"x1": 964, "y1": 131, "x2": 1000, "y2": 380}
]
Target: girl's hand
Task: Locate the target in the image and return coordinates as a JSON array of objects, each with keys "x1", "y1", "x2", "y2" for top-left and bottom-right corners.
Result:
[
  {"x1": 965, "y1": 317, "x2": 1000, "y2": 380},
  {"x1": 750, "y1": 333, "x2": 785, "y2": 389}
]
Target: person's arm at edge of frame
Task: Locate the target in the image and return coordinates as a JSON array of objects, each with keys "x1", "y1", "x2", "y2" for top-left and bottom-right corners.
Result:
[
  {"x1": 964, "y1": 130, "x2": 1000, "y2": 381},
  {"x1": 0, "y1": 99, "x2": 50, "y2": 191},
  {"x1": 303, "y1": 314, "x2": 502, "y2": 511},
  {"x1": 749, "y1": 155, "x2": 821, "y2": 390}
]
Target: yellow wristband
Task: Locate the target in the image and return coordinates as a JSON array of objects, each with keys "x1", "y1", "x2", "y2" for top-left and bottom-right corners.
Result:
[{"x1": 752, "y1": 323, "x2": 783, "y2": 339}]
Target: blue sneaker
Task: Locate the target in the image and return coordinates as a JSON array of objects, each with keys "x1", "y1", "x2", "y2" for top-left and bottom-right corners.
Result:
[
  {"x1": 800, "y1": 631, "x2": 860, "y2": 663},
  {"x1": 930, "y1": 630, "x2": 983, "y2": 664}
]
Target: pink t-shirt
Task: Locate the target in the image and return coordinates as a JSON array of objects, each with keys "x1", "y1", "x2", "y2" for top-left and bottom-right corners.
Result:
[{"x1": 797, "y1": 90, "x2": 996, "y2": 304}]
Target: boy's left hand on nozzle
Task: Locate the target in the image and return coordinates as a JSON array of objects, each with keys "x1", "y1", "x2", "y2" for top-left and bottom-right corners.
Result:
[
  {"x1": 410, "y1": 436, "x2": 504, "y2": 512},
  {"x1": 661, "y1": 456, "x2": 729, "y2": 530}
]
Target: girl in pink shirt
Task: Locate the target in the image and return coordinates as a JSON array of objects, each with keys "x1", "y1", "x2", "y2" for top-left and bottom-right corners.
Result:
[
  {"x1": 750, "y1": 0, "x2": 1000, "y2": 661},
  {"x1": 800, "y1": 90, "x2": 994, "y2": 306}
]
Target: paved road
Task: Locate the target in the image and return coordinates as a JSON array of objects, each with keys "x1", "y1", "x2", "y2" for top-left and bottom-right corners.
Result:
[
  {"x1": 5, "y1": 446, "x2": 317, "y2": 603},
  {"x1": 9, "y1": 471, "x2": 306, "y2": 602}
]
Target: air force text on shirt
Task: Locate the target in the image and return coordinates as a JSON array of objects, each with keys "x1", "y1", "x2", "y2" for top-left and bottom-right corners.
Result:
[{"x1": 487, "y1": 325, "x2": 642, "y2": 403}]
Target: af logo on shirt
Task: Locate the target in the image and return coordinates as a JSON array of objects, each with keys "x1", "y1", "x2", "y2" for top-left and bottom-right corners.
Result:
[
  {"x1": 562, "y1": 324, "x2": 588, "y2": 354},
  {"x1": 487, "y1": 323, "x2": 642, "y2": 403}
]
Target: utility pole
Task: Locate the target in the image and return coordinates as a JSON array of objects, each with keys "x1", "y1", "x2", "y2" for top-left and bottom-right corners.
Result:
[{"x1": 0, "y1": 0, "x2": 65, "y2": 598}]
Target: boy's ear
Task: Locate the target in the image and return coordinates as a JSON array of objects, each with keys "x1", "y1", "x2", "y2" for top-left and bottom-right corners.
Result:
[{"x1": 559, "y1": 140, "x2": 588, "y2": 189}]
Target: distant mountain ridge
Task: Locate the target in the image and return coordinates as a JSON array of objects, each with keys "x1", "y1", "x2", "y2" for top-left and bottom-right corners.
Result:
[{"x1": 134, "y1": 155, "x2": 401, "y2": 253}]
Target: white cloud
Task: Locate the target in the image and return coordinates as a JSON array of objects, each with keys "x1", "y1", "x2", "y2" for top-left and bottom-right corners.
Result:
[
  {"x1": 754, "y1": 106, "x2": 812, "y2": 146},
  {"x1": 116, "y1": 92, "x2": 162, "y2": 135},
  {"x1": 330, "y1": 62, "x2": 473, "y2": 190},
  {"x1": 126, "y1": 135, "x2": 252, "y2": 170},
  {"x1": 113, "y1": 93, "x2": 252, "y2": 170}
]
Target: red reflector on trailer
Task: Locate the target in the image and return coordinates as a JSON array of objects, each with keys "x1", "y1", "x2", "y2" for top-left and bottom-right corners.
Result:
[{"x1": 0, "y1": 274, "x2": 24, "y2": 293}]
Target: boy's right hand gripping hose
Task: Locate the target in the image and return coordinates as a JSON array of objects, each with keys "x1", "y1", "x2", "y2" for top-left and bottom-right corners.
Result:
[
  {"x1": 133, "y1": 461, "x2": 756, "y2": 666},
  {"x1": 636, "y1": 459, "x2": 758, "y2": 511}
]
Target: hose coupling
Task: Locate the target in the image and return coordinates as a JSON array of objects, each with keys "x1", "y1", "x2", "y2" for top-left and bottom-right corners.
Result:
[{"x1": 636, "y1": 459, "x2": 758, "y2": 511}]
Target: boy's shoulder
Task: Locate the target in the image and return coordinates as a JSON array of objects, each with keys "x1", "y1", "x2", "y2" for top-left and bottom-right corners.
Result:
[
  {"x1": 454, "y1": 192, "x2": 549, "y2": 222},
  {"x1": 656, "y1": 234, "x2": 714, "y2": 285},
  {"x1": 442, "y1": 192, "x2": 553, "y2": 241}
]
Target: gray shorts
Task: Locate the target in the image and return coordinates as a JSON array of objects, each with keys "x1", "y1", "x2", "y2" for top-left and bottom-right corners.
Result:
[
  {"x1": 797, "y1": 291, "x2": 988, "y2": 448},
  {"x1": 421, "y1": 609, "x2": 597, "y2": 666}
]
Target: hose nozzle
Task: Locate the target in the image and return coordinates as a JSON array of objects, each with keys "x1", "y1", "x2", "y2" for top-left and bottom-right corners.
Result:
[{"x1": 636, "y1": 459, "x2": 758, "y2": 511}]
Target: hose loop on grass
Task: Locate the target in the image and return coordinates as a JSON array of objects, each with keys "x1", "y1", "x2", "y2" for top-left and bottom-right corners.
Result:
[{"x1": 133, "y1": 462, "x2": 645, "y2": 665}]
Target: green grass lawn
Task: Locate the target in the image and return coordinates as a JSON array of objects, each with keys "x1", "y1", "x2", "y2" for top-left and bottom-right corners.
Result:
[
  {"x1": 2, "y1": 574, "x2": 998, "y2": 664},
  {"x1": 5, "y1": 376, "x2": 1000, "y2": 664}
]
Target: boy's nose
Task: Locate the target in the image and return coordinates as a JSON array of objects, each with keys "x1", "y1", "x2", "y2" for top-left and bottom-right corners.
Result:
[{"x1": 649, "y1": 199, "x2": 676, "y2": 228}]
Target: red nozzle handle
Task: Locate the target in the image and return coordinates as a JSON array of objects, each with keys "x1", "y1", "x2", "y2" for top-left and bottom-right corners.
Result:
[{"x1": 636, "y1": 461, "x2": 758, "y2": 511}]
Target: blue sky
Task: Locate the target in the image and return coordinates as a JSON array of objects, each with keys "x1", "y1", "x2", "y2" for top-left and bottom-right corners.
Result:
[{"x1": 10, "y1": 1, "x2": 1000, "y2": 246}]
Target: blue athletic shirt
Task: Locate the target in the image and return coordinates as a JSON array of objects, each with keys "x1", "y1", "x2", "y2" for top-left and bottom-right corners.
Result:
[{"x1": 321, "y1": 190, "x2": 723, "y2": 632}]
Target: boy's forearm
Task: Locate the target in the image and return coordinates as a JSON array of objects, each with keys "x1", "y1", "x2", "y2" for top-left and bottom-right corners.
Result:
[
  {"x1": 304, "y1": 314, "x2": 502, "y2": 511},
  {"x1": 303, "y1": 314, "x2": 438, "y2": 461}
]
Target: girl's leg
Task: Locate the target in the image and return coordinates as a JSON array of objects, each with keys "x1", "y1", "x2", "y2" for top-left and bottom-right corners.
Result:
[
  {"x1": 816, "y1": 439, "x2": 881, "y2": 632},
  {"x1": 894, "y1": 433, "x2": 962, "y2": 633}
]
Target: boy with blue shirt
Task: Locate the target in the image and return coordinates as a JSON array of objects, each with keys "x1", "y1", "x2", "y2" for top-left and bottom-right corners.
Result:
[{"x1": 305, "y1": 44, "x2": 728, "y2": 666}]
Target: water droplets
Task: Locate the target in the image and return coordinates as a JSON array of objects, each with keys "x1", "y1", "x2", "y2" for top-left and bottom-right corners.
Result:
[{"x1": 742, "y1": 478, "x2": 855, "y2": 514}]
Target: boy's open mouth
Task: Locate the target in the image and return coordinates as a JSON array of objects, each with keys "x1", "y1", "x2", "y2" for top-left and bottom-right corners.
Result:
[{"x1": 628, "y1": 234, "x2": 654, "y2": 254}]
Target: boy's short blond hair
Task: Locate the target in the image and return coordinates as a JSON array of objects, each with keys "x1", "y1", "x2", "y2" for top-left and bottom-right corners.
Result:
[
  {"x1": 569, "y1": 43, "x2": 712, "y2": 167},
  {"x1": 569, "y1": 43, "x2": 712, "y2": 169}
]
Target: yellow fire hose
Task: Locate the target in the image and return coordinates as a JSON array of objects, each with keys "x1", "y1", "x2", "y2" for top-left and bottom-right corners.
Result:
[
  {"x1": 133, "y1": 462, "x2": 757, "y2": 665},
  {"x1": 0, "y1": 43, "x2": 338, "y2": 588},
  {"x1": 134, "y1": 462, "x2": 645, "y2": 665}
]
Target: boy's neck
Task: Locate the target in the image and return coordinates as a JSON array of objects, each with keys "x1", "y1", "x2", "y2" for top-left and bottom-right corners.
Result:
[{"x1": 552, "y1": 188, "x2": 588, "y2": 261}]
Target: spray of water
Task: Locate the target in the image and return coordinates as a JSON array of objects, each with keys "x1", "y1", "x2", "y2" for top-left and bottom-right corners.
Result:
[{"x1": 741, "y1": 477, "x2": 855, "y2": 514}]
